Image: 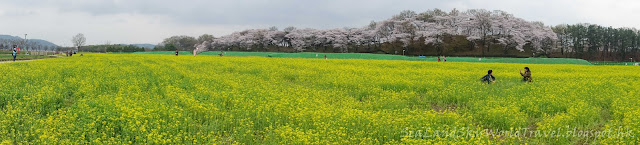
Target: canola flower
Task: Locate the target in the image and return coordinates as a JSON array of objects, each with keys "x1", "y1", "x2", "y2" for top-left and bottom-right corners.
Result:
[{"x1": 0, "y1": 53, "x2": 638, "y2": 144}]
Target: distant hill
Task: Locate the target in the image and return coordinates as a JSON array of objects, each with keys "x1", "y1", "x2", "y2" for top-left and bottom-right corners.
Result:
[
  {"x1": 0, "y1": 35, "x2": 59, "y2": 48},
  {"x1": 0, "y1": 35, "x2": 22, "y2": 40}
]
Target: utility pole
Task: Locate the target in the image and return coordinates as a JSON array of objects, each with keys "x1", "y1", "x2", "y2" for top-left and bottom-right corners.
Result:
[{"x1": 24, "y1": 34, "x2": 27, "y2": 53}]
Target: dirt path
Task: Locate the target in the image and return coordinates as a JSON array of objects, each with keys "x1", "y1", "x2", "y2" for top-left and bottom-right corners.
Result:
[
  {"x1": 0, "y1": 55, "x2": 60, "y2": 64},
  {"x1": 0, "y1": 59, "x2": 37, "y2": 64}
]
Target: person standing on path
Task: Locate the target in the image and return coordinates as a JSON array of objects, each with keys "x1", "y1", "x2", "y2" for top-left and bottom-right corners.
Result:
[{"x1": 12, "y1": 45, "x2": 17, "y2": 61}]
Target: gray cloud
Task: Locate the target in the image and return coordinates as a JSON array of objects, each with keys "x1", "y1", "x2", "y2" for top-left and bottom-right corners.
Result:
[{"x1": 1, "y1": 0, "x2": 639, "y2": 46}]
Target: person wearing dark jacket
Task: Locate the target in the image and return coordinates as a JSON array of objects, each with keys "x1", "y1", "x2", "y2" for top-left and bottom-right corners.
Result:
[
  {"x1": 12, "y1": 45, "x2": 17, "y2": 61},
  {"x1": 481, "y1": 70, "x2": 496, "y2": 84},
  {"x1": 520, "y1": 67, "x2": 532, "y2": 82}
]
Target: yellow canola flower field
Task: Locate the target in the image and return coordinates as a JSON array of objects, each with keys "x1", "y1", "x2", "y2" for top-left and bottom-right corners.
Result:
[{"x1": 0, "y1": 53, "x2": 638, "y2": 144}]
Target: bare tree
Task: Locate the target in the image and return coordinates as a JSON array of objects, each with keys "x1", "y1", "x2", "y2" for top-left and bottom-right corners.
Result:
[
  {"x1": 28, "y1": 41, "x2": 37, "y2": 51},
  {"x1": 72, "y1": 33, "x2": 86, "y2": 50}
]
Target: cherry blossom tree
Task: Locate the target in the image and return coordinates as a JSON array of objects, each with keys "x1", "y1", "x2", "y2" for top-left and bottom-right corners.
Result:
[{"x1": 197, "y1": 8, "x2": 558, "y2": 55}]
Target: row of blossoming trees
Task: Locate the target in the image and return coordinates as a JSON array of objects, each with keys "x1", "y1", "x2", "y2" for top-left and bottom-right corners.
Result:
[
  {"x1": 193, "y1": 9, "x2": 557, "y2": 57},
  {"x1": 192, "y1": 9, "x2": 640, "y2": 60}
]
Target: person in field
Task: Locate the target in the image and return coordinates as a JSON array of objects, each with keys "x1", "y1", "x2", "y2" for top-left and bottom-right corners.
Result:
[
  {"x1": 481, "y1": 70, "x2": 496, "y2": 84},
  {"x1": 520, "y1": 67, "x2": 532, "y2": 82},
  {"x1": 437, "y1": 56, "x2": 441, "y2": 62},
  {"x1": 175, "y1": 49, "x2": 179, "y2": 56},
  {"x1": 193, "y1": 48, "x2": 197, "y2": 56},
  {"x1": 12, "y1": 45, "x2": 17, "y2": 61},
  {"x1": 219, "y1": 51, "x2": 224, "y2": 56}
]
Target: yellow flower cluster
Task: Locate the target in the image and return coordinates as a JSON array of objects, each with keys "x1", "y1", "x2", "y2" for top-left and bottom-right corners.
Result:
[{"x1": 0, "y1": 53, "x2": 637, "y2": 144}]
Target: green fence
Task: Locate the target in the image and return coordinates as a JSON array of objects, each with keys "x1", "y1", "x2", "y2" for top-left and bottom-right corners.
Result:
[
  {"x1": 592, "y1": 61, "x2": 639, "y2": 65},
  {"x1": 134, "y1": 51, "x2": 594, "y2": 65}
]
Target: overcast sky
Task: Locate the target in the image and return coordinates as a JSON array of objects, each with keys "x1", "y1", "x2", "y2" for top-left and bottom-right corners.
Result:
[{"x1": 1, "y1": 0, "x2": 639, "y2": 46}]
